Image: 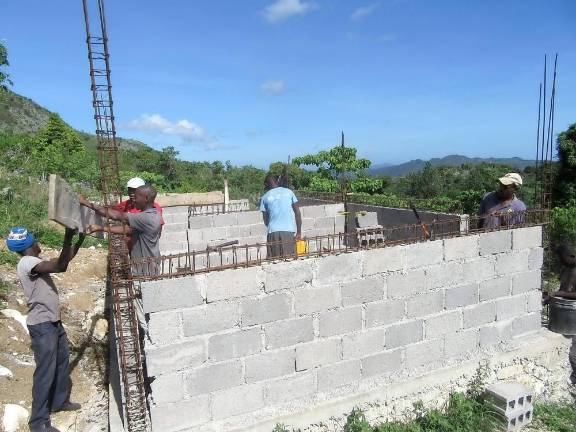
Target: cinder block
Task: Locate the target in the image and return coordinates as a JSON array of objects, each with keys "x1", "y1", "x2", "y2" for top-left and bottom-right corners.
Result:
[
  {"x1": 444, "y1": 329, "x2": 479, "y2": 358},
  {"x1": 241, "y1": 293, "x2": 292, "y2": 326},
  {"x1": 188, "y1": 215, "x2": 213, "y2": 229},
  {"x1": 185, "y1": 359, "x2": 243, "y2": 396},
  {"x1": 405, "y1": 339, "x2": 444, "y2": 368},
  {"x1": 206, "y1": 266, "x2": 264, "y2": 302},
  {"x1": 324, "y1": 203, "x2": 344, "y2": 217},
  {"x1": 150, "y1": 395, "x2": 210, "y2": 432},
  {"x1": 386, "y1": 320, "x2": 423, "y2": 348},
  {"x1": 526, "y1": 291, "x2": 543, "y2": 313},
  {"x1": 294, "y1": 286, "x2": 340, "y2": 315},
  {"x1": 264, "y1": 371, "x2": 316, "y2": 405},
  {"x1": 186, "y1": 228, "x2": 204, "y2": 245},
  {"x1": 528, "y1": 248, "x2": 544, "y2": 271},
  {"x1": 141, "y1": 276, "x2": 205, "y2": 313},
  {"x1": 407, "y1": 291, "x2": 444, "y2": 318},
  {"x1": 365, "y1": 299, "x2": 405, "y2": 327},
  {"x1": 245, "y1": 349, "x2": 296, "y2": 383},
  {"x1": 405, "y1": 240, "x2": 444, "y2": 268},
  {"x1": 211, "y1": 383, "x2": 264, "y2": 420},
  {"x1": 208, "y1": 328, "x2": 262, "y2": 361},
  {"x1": 461, "y1": 257, "x2": 496, "y2": 284},
  {"x1": 479, "y1": 321, "x2": 513, "y2": 348},
  {"x1": 341, "y1": 276, "x2": 385, "y2": 306},
  {"x1": 361, "y1": 349, "x2": 403, "y2": 378},
  {"x1": 495, "y1": 251, "x2": 530, "y2": 276},
  {"x1": 496, "y1": 296, "x2": 527, "y2": 321},
  {"x1": 334, "y1": 215, "x2": 346, "y2": 232},
  {"x1": 148, "y1": 310, "x2": 182, "y2": 346},
  {"x1": 182, "y1": 301, "x2": 239, "y2": 337},
  {"x1": 479, "y1": 277, "x2": 511, "y2": 302},
  {"x1": 265, "y1": 317, "x2": 314, "y2": 349},
  {"x1": 363, "y1": 247, "x2": 405, "y2": 276},
  {"x1": 202, "y1": 226, "x2": 227, "y2": 242},
  {"x1": 237, "y1": 211, "x2": 263, "y2": 225},
  {"x1": 512, "y1": 226, "x2": 542, "y2": 250},
  {"x1": 146, "y1": 339, "x2": 206, "y2": 376},
  {"x1": 314, "y1": 216, "x2": 336, "y2": 230},
  {"x1": 150, "y1": 372, "x2": 184, "y2": 404},
  {"x1": 296, "y1": 338, "x2": 342, "y2": 371},
  {"x1": 163, "y1": 223, "x2": 188, "y2": 233},
  {"x1": 425, "y1": 262, "x2": 464, "y2": 290},
  {"x1": 301, "y1": 218, "x2": 315, "y2": 231},
  {"x1": 316, "y1": 253, "x2": 363, "y2": 284},
  {"x1": 512, "y1": 271, "x2": 541, "y2": 295},
  {"x1": 463, "y1": 302, "x2": 496, "y2": 328},
  {"x1": 425, "y1": 311, "x2": 462, "y2": 338},
  {"x1": 212, "y1": 212, "x2": 239, "y2": 227},
  {"x1": 319, "y1": 306, "x2": 362, "y2": 337},
  {"x1": 512, "y1": 313, "x2": 542, "y2": 337},
  {"x1": 444, "y1": 235, "x2": 480, "y2": 261},
  {"x1": 445, "y1": 283, "x2": 478, "y2": 309},
  {"x1": 342, "y1": 328, "x2": 385, "y2": 359},
  {"x1": 226, "y1": 224, "x2": 252, "y2": 239},
  {"x1": 479, "y1": 230, "x2": 512, "y2": 255},
  {"x1": 301, "y1": 205, "x2": 326, "y2": 219},
  {"x1": 250, "y1": 223, "x2": 268, "y2": 238},
  {"x1": 317, "y1": 359, "x2": 361, "y2": 391},
  {"x1": 264, "y1": 260, "x2": 313, "y2": 292},
  {"x1": 387, "y1": 270, "x2": 427, "y2": 299}
]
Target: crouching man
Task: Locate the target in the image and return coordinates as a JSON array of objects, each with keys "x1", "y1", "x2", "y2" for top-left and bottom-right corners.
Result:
[{"x1": 6, "y1": 227, "x2": 85, "y2": 432}]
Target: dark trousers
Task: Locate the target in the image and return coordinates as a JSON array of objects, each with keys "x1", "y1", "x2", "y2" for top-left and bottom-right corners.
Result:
[
  {"x1": 267, "y1": 232, "x2": 296, "y2": 259},
  {"x1": 27, "y1": 321, "x2": 71, "y2": 428}
]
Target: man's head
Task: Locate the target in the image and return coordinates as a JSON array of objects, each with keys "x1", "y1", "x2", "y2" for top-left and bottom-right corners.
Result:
[
  {"x1": 126, "y1": 177, "x2": 146, "y2": 203},
  {"x1": 556, "y1": 244, "x2": 576, "y2": 268},
  {"x1": 133, "y1": 185, "x2": 157, "y2": 211},
  {"x1": 6, "y1": 227, "x2": 40, "y2": 256},
  {"x1": 264, "y1": 173, "x2": 279, "y2": 191},
  {"x1": 496, "y1": 173, "x2": 522, "y2": 200}
]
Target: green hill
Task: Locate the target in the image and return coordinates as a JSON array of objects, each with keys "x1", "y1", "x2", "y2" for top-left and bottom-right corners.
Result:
[{"x1": 0, "y1": 90, "x2": 52, "y2": 134}]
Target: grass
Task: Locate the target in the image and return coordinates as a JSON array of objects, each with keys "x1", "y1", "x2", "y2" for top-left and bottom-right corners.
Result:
[
  {"x1": 531, "y1": 401, "x2": 576, "y2": 432},
  {"x1": 0, "y1": 278, "x2": 12, "y2": 309}
]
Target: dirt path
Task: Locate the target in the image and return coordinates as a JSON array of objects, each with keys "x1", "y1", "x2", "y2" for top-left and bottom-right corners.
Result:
[{"x1": 0, "y1": 246, "x2": 109, "y2": 432}]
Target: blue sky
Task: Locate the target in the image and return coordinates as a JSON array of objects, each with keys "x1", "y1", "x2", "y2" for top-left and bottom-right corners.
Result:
[{"x1": 2, "y1": 0, "x2": 575, "y2": 168}]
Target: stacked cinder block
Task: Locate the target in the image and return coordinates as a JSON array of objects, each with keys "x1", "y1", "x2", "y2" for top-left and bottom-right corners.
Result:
[
  {"x1": 140, "y1": 225, "x2": 543, "y2": 432},
  {"x1": 485, "y1": 382, "x2": 533, "y2": 430},
  {"x1": 159, "y1": 203, "x2": 345, "y2": 255}
]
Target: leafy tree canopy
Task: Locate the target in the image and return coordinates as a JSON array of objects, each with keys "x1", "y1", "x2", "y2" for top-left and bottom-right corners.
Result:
[
  {"x1": 553, "y1": 122, "x2": 576, "y2": 206},
  {"x1": 0, "y1": 41, "x2": 12, "y2": 91}
]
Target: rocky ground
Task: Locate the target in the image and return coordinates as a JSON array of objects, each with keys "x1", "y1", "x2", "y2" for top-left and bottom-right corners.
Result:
[{"x1": 0, "y1": 246, "x2": 109, "y2": 432}]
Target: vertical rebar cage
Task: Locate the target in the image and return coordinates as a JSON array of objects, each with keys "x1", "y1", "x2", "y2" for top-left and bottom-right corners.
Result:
[{"x1": 80, "y1": 1, "x2": 150, "y2": 430}]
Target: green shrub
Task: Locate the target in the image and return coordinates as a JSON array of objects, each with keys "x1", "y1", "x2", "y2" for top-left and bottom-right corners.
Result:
[
  {"x1": 532, "y1": 401, "x2": 576, "y2": 432},
  {"x1": 549, "y1": 206, "x2": 576, "y2": 250}
]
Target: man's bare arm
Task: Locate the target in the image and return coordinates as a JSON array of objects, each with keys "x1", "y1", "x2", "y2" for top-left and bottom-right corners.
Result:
[
  {"x1": 262, "y1": 212, "x2": 269, "y2": 227},
  {"x1": 292, "y1": 203, "x2": 302, "y2": 239},
  {"x1": 79, "y1": 196, "x2": 128, "y2": 222},
  {"x1": 87, "y1": 224, "x2": 132, "y2": 236},
  {"x1": 33, "y1": 229, "x2": 83, "y2": 274}
]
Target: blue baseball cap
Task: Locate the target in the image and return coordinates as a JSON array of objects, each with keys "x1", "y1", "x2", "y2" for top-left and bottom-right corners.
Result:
[{"x1": 6, "y1": 227, "x2": 36, "y2": 252}]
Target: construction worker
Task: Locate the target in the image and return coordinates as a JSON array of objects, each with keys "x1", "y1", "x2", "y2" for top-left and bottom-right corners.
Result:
[
  {"x1": 6, "y1": 227, "x2": 85, "y2": 432},
  {"x1": 260, "y1": 173, "x2": 302, "y2": 258},
  {"x1": 79, "y1": 185, "x2": 162, "y2": 337},
  {"x1": 478, "y1": 172, "x2": 526, "y2": 229}
]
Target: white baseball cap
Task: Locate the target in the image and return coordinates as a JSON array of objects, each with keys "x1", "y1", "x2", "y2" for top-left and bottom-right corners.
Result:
[
  {"x1": 498, "y1": 173, "x2": 523, "y2": 187},
  {"x1": 126, "y1": 177, "x2": 146, "y2": 189}
]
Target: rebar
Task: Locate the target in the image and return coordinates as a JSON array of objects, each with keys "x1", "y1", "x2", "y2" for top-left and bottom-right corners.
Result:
[{"x1": 81, "y1": 0, "x2": 150, "y2": 430}]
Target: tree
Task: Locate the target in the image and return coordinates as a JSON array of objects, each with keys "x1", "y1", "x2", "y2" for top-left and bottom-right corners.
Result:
[
  {"x1": 293, "y1": 139, "x2": 371, "y2": 196},
  {"x1": 32, "y1": 114, "x2": 87, "y2": 181},
  {"x1": 0, "y1": 42, "x2": 12, "y2": 91},
  {"x1": 159, "y1": 146, "x2": 179, "y2": 186},
  {"x1": 553, "y1": 123, "x2": 576, "y2": 206}
]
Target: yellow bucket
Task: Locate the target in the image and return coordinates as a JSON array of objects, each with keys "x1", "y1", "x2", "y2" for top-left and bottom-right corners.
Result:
[{"x1": 296, "y1": 239, "x2": 307, "y2": 256}]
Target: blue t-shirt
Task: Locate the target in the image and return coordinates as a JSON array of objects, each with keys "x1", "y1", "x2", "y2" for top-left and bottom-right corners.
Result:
[{"x1": 259, "y1": 187, "x2": 298, "y2": 234}]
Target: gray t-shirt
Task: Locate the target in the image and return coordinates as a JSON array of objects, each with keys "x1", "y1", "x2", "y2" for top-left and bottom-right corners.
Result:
[
  {"x1": 478, "y1": 192, "x2": 526, "y2": 229},
  {"x1": 128, "y1": 208, "x2": 162, "y2": 276},
  {"x1": 17, "y1": 256, "x2": 60, "y2": 325}
]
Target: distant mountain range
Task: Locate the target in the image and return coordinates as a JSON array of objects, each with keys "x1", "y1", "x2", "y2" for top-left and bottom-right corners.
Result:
[{"x1": 369, "y1": 155, "x2": 535, "y2": 177}]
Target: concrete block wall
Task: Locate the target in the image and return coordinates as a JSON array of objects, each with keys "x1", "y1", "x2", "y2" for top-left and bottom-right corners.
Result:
[
  {"x1": 159, "y1": 203, "x2": 345, "y2": 254},
  {"x1": 140, "y1": 225, "x2": 543, "y2": 432}
]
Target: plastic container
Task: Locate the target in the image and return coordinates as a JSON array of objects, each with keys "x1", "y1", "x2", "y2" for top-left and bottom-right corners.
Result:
[
  {"x1": 296, "y1": 239, "x2": 307, "y2": 256},
  {"x1": 548, "y1": 296, "x2": 576, "y2": 335}
]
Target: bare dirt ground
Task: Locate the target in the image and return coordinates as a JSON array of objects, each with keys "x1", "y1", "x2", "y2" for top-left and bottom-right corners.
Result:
[{"x1": 0, "y1": 246, "x2": 109, "y2": 432}]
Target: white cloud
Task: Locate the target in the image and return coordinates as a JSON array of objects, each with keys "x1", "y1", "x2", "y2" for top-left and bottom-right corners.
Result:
[
  {"x1": 350, "y1": 3, "x2": 380, "y2": 21},
  {"x1": 123, "y1": 114, "x2": 217, "y2": 150},
  {"x1": 261, "y1": 79, "x2": 286, "y2": 95},
  {"x1": 263, "y1": 0, "x2": 315, "y2": 23}
]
